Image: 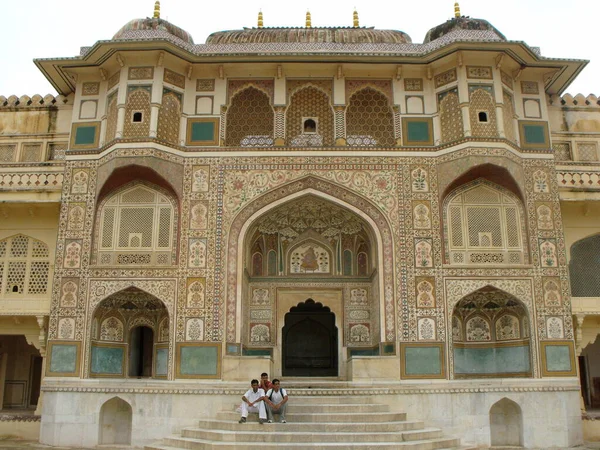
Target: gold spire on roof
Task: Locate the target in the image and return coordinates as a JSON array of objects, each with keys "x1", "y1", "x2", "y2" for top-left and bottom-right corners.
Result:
[
  {"x1": 153, "y1": 1, "x2": 160, "y2": 18},
  {"x1": 306, "y1": 10, "x2": 311, "y2": 28},
  {"x1": 258, "y1": 10, "x2": 264, "y2": 28},
  {"x1": 454, "y1": 2, "x2": 461, "y2": 18},
  {"x1": 353, "y1": 8, "x2": 359, "y2": 28}
]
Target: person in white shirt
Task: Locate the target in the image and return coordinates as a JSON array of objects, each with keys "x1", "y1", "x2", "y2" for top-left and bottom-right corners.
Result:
[
  {"x1": 264, "y1": 379, "x2": 288, "y2": 423},
  {"x1": 239, "y1": 379, "x2": 267, "y2": 424}
]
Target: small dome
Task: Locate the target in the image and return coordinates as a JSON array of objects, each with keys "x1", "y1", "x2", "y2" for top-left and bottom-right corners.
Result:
[
  {"x1": 423, "y1": 16, "x2": 506, "y2": 43},
  {"x1": 113, "y1": 17, "x2": 194, "y2": 44},
  {"x1": 205, "y1": 27, "x2": 412, "y2": 45}
]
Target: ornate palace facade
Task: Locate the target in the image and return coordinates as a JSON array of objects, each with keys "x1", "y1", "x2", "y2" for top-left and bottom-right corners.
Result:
[{"x1": 0, "y1": 2, "x2": 597, "y2": 447}]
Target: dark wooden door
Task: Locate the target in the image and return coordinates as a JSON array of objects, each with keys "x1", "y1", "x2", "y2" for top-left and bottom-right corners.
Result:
[{"x1": 282, "y1": 299, "x2": 337, "y2": 376}]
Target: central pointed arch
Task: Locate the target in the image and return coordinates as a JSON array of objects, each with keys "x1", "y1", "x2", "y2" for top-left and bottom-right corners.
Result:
[{"x1": 225, "y1": 175, "x2": 395, "y2": 344}]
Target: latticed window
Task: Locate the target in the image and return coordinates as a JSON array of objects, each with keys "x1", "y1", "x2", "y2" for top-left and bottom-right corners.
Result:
[
  {"x1": 0, "y1": 235, "x2": 51, "y2": 296},
  {"x1": 570, "y1": 235, "x2": 600, "y2": 296},
  {"x1": 346, "y1": 88, "x2": 395, "y2": 147},
  {"x1": 445, "y1": 182, "x2": 526, "y2": 265},
  {"x1": 97, "y1": 184, "x2": 176, "y2": 265},
  {"x1": 226, "y1": 87, "x2": 274, "y2": 147}
]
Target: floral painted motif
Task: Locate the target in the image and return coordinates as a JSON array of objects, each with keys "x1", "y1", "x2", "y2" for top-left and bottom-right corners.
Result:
[
  {"x1": 546, "y1": 317, "x2": 564, "y2": 339},
  {"x1": 186, "y1": 318, "x2": 204, "y2": 341},
  {"x1": 64, "y1": 242, "x2": 82, "y2": 268},
  {"x1": 417, "y1": 318, "x2": 436, "y2": 340},
  {"x1": 411, "y1": 167, "x2": 429, "y2": 192},
  {"x1": 539, "y1": 240, "x2": 558, "y2": 267},
  {"x1": 415, "y1": 239, "x2": 433, "y2": 267},
  {"x1": 189, "y1": 239, "x2": 207, "y2": 268}
]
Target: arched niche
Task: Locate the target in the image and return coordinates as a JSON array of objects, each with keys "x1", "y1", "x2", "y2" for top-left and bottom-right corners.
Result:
[
  {"x1": 489, "y1": 398, "x2": 523, "y2": 446},
  {"x1": 99, "y1": 397, "x2": 132, "y2": 445},
  {"x1": 90, "y1": 287, "x2": 169, "y2": 379},
  {"x1": 452, "y1": 287, "x2": 532, "y2": 379}
]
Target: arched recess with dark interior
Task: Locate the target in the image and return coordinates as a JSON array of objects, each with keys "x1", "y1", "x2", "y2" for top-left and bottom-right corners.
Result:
[
  {"x1": 570, "y1": 234, "x2": 600, "y2": 297},
  {"x1": 282, "y1": 299, "x2": 338, "y2": 376},
  {"x1": 92, "y1": 165, "x2": 180, "y2": 267},
  {"x1": 99, "y1": 397, "x2": 132, "y2": 445},
  {"x1": 451, "y1": 286, "x2": 532, "y2": 379},
  {"x1": 89, "y1": 287, "x2": 169, "y2": 379},
  {"x1": 489, "y1": 397, "x2": 523, "y2": 446},
  {"x1": 441, "y1": 164, "x2": 529, "y2": 266}
]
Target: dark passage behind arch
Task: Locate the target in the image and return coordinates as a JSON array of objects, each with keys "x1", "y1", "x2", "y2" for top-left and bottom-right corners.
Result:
[{"x1": 282, "y1": 299, "x2": 337, "y2": 377}]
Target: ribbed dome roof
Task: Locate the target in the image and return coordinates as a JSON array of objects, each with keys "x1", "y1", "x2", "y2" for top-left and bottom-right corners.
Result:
[
  {"x1": 206, "y1": 27, "x2": 412, "y2": 45},
  {"x1": 113, "y1": 17, "x2": 194, "y2": 44},
  {"x1": 423, "y1": 16, "x2": 506, "y2": 43}
]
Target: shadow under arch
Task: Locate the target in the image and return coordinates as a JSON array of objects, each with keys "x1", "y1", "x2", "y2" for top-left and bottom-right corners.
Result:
[
  {"x1": 450, "y1": 285, "x2": 533, "y2": 379},
  {"x1": 226, "y1": 175, "x2": 395, "y2": 344},
  {"x1": 282, "y1": 299, "x2": 338, "y2": 377},
  {"x1": 99, "y1": 396, "x2": 132, "y2": 445},
  {"x1": 84, "y1": 282, "x2": 175, "y2": 379},
  {"x1": 489, "y1": 397, "x2": 523, "y2": 446}
]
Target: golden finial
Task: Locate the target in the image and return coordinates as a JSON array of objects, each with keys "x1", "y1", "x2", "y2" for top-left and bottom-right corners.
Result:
[
  {"x1": 258, "y1": 10, "x2": 263, "y2": 28},
  {"x1": 353, "y1": 8, "x2": 359, "y2": 28},
  {"x1": 306, "y1": 10, "x2": 311, "y2": 28},
  {"x1": 153, "y1": 1, "x2": 160, "y2": 18},
  {"x1": 454, "y1": 2, "x2": 461, "y2": 18}
]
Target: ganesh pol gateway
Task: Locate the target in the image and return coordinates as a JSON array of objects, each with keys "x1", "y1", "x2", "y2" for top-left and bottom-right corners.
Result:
[{"x1": 1, "y1": 1, "x2": 600, "y2": 448}]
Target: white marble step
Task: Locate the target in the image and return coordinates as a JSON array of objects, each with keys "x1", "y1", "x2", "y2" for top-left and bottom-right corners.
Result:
[
  {"x1": 279, "y1": 403, "x2": 390, "y2": 413},
  {"x1": 195, "y1": 418, "x2": 426, "y2": 432},
  {"x1": 216, "y1": 410, "x2": 407, "y2": 422},
  {"x1": 181, "y1": 426, "x2": 444, "y2": 443},
  {"x1": 147, "y1": 435, "x2": 461, "y2": 449}
]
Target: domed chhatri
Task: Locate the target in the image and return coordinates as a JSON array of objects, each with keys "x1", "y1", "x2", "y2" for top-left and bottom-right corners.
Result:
[
  {"x1": 206, "y1": 7, "x2": 411, "y2": 45},
  {"x1": 206, "y1": 27, "x2": 412, "y2": 45},
  {"x1": 112, "y1": 1, "x2": 194, "y2": 45},
  {"x1": 423, "y1": 2, "x2": 506, "y2": 43}
]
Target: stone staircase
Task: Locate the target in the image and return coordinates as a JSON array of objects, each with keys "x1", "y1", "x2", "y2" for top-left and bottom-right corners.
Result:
[{"x1": 145, "y1": 394, "x2": 467, "y2": 449}]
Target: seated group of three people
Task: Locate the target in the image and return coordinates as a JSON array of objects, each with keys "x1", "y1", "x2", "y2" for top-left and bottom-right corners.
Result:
[{"x1": 239, "y1": 373, "x2": 288, "y2": 424}]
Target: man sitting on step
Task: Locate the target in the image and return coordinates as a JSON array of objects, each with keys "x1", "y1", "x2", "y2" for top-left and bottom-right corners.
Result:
[
  {"x1": 239, "y1": 379, "x2": 267, "y2": 424},
  {"x1": 264, "y1": 379, "x2": 288, "y2": 423}
]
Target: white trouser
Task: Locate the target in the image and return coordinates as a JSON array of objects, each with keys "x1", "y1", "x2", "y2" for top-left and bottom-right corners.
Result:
[{"x1": 241, "y1": 401, "x2": 267, "y2": 419}]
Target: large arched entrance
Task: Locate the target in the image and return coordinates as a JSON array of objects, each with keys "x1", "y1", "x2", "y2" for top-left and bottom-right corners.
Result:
[
  {"x1": 282, "y1": 299, "x2": 337, "y2": 376},
  {"x1": 238, "y1": 190, "x2": 383, "y2": 377}
]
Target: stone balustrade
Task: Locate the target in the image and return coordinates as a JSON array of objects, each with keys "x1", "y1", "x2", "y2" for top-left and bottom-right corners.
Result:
[{"x1": 0, "y1": 170, "x2": 63, "y2": 191}]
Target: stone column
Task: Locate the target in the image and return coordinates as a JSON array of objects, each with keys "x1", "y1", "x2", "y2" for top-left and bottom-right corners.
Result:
[
  {"x1": 34, "y1": 315, "x2": 47, "y2": 416},
  {"x1": 115, "y1": 105, "x2": 126, "y2": 138},
  {"x1": 149, "y1": 103, "x2": 160, "y2": 138}
]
